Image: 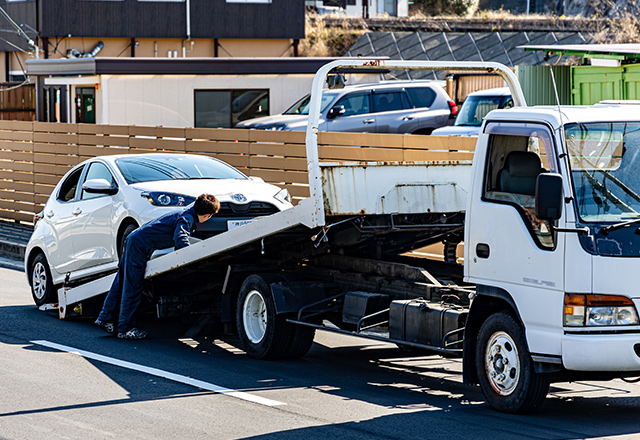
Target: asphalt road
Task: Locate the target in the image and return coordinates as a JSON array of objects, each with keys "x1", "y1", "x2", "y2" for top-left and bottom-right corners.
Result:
[{"x1": 2, "y1": 266, "x2": 640, "y2": 440}]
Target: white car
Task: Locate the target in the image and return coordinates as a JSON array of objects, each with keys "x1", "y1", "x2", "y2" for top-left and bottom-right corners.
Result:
[
  {"x1": 432, "y1": 87, "x2": 513, "y2": 137},
  {"x1": 25, "y1": 153, "x2": 293, "y2": 306}
]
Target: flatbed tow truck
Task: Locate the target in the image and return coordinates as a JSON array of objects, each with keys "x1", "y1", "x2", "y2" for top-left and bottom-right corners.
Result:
[{"x1": 41, "y1": 60, "x2": 640, "y2": 413}]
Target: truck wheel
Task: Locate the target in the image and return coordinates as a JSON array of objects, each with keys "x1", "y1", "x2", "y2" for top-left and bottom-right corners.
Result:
[
  {"x1": 237, "y1": 274, "x2": 293, "y2": 359},
  {"x1": 476, "y1": 312, "x2": 550, "y2": 413},
  {"x1": 284, "y1": 326, "x2": 316, "y2": 359},
  {"x1": 30, "y1": 253, "x2": 56, "y2": 307}
]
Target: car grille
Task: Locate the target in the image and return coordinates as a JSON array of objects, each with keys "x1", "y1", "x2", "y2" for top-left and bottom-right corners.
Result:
[{"x1": 218, "y1": 202, "x2": 279, "y2": 218}]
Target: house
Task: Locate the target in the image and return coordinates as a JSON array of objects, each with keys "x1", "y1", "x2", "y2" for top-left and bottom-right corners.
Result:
[
  {"x1": 0, "y1": 0, "x2": 305, "y2": 81},
  {"x1": 306, "y1": 0, "x2": 408, "y2": 18},
  {"x1": 25, "y1": 57, "x2": 381, "y2": 126}
]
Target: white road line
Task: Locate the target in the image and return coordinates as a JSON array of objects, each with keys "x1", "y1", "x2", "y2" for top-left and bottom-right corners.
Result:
[{"x1": 31, "y1": 340, "x2": 286, "y2": 407}]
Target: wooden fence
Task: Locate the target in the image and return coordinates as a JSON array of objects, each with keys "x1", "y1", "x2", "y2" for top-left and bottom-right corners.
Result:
[{"x1": 0, "y1": 121, "x2": 476, "y2": 224}]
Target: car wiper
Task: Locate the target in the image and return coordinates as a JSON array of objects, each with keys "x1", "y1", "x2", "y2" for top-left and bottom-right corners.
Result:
[{"x1": 600, "y1": 217, "x2": 640, "y2": 235}]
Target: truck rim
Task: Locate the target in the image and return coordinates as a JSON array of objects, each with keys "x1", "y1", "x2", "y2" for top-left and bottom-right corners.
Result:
[
  {"x1": 484, "y1": 331, "x2": 520, "y2": 396},
  {"x1": 32, "y1": 261, "x2": 48, "y2": 301},
  {"x1": 243, "y1": 289, "x2": 267, "y2": 344}
]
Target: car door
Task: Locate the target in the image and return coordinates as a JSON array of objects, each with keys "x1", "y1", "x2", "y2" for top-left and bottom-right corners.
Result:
[
  {"x1": 371, "y1": 90, "x2": 419, "y2": 133},
  {"x1": 324, "y1": 92, "x2": 376, "y2": 133},
  {"x1": 70, "y1": 161, "x2": 120, "y2": 270},
  {"x1": 43, "y1": 165, "x2": 85, "y2": 274},
  {"x1": 406, "y1": 86, "x2": 450, "y2": 133}
]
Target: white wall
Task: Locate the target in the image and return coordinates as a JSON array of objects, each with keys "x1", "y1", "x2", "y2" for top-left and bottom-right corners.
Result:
[{"x1": 99, "y1": 72, "x2": 380, "y2": 127}]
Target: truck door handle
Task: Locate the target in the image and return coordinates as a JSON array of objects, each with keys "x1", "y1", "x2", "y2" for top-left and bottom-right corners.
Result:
[
  {"x1": 476, "y1": 243, "x2": 490, "y2": 259},
  {"x1": 73, "y1": 208, "x2": 82, "y2": 216},
  {"x1": 363, "y1": 119, "x2": 375, "y2": 124}
]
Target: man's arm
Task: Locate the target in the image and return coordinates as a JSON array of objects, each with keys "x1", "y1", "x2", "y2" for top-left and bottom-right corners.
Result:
[{"x1": 173, "y1": 212, "x2": 195, "y2": 250}]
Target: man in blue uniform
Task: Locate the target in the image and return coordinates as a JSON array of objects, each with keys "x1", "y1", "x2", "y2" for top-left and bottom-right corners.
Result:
[{"x1": 95, "y1": 193, "x2": 220, "y2": 339}]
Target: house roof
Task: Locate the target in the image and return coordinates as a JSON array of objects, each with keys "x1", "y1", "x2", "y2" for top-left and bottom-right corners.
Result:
[
  {"x1": 25, "y1": 57, "x2": 386, "y2": 76},
  {"x1": 346, "y1": 31, "x2": 594, "y2": 80}
]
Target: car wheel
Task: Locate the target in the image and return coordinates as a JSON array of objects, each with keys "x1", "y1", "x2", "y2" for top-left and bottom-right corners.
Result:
[
  {"x1": 30, "y1": 253, "x2": 56, "y2": 307},
  {"x1": 118, "y1": 223, "x2": 138, "y2": 259},
  {"x1": 476, "y1": 311, "x2": 550, "y2": 413}
]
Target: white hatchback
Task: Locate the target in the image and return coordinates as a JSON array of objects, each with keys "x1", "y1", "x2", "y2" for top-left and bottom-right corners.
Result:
[{"x1": 25, "y1": 153, "x2": 293, "y2": 306}]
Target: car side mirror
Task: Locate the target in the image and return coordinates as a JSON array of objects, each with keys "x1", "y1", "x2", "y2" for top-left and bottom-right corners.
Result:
[
  {"x1": 83, "y1": 178, "x2": 118, "y2": 195},
  {"x1": 327, "y1": 105, "x2": 346, "y2": 119},
  {"x1": 535, "y1": 173, "x2": 563, "y2": 221}
]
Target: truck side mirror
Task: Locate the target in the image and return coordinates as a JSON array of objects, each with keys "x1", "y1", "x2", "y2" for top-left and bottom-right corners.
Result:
[
  {"x1": 327, "y1": 105, "x2": 346, "y2": 119},
  {"x1": 535, "y1": 173, "x2": 563, "y2": 221}
]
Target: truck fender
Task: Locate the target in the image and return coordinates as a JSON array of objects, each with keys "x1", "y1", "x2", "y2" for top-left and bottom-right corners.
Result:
[
  {"x1": 270, "y1": 281, "x2": 327, "y2": 316},
  {"x1": 462, "y1": 285, "x2": 526, "y2": 385}
]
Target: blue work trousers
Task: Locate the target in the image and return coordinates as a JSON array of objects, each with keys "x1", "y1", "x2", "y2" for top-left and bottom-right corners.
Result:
[{"x1": 98, "y1": 231, "x2": 151, "y2": 334}]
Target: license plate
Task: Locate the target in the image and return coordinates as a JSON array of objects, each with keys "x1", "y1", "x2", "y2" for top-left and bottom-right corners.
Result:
[{"x1": 227, "y1": 219, "x2": 254, "y2": 231}]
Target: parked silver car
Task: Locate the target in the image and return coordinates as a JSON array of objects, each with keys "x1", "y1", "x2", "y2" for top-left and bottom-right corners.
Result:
[
  {"x1": 235, "y1": 81, "x2": 457, "y2": 134},
  {"x1": 432, "y1": 87, "x2": 513, "y2": 137}
]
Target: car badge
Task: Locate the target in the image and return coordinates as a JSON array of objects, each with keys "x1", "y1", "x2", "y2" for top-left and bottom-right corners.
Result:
[{"x1": 231, "y1": 193, "x2": 247, "y2": 203}]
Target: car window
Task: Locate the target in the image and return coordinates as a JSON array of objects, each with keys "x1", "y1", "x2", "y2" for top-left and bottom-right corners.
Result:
[
  {"x1": 334, "y1": 93, "x2": 371, "y2": 116},
  {"x1": 116, "y1": 155, "x2": 247, "y2": 184},
  {"x1": 81, "y1": 162, "x2": 115, "y2": 200},
  {"x1": 405, "y1": 87, "x2": 436, "y2": 109},
  {"x1": 283, "y1": 92, "x2": 338, "y2": 115},
  {"x1": 372, "y1": 91, "x2": 409, "y2": 113},
  {"x1": 57, "y1": 166, "x2": 84, "y2": 203}
]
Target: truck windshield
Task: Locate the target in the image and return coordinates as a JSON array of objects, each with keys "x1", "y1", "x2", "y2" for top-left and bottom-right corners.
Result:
[
  {"x1": 566, "y1": 122, "x2": 640, "y2": 225},
  {"x1": 283, "y1": 92, "x2": 338, "y2": 115}
]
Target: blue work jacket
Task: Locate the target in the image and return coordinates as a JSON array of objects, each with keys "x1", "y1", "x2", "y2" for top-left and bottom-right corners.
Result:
[{"x1": 130, "y1": 206, "x2": 197, "y2": 255}]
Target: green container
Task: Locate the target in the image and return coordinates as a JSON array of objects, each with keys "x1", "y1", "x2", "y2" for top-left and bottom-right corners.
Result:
[{"x1": 516, "y1": 65, "x2": 571, "y2": 106}]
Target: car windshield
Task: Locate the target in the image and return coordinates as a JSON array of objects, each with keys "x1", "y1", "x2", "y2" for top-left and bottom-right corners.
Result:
[
  {"x1": 283, "y1": 92, "x2": 338, "y2": 115},
  {"x1": 566, "y1": 122, "x2": 640, "y2": 224},
  {"x1": 116, "y1": 155, "x2": 247, "y2": 184},
  {"x1": 455, "y1": 95, "x2": 510, "y2": 127}
]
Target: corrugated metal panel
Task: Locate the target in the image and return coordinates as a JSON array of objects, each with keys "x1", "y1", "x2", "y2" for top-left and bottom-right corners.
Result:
[
  {"x1": 516, "y1": 65, "x2": 571, "y2": 106},
  {"x1": 446, "y1": 72, "x2": 506, "y2": 104},
  {"x1": 571, "y1": 66, "x2": 624, "y2": 105},
  {"x1": 623, "y1": 65, "x2": 640, "y2": 100}
]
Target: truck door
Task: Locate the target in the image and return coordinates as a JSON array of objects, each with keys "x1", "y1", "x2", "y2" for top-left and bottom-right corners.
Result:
[{"x1": 466, "y1": 122, "x2": 565, "y2": 355}]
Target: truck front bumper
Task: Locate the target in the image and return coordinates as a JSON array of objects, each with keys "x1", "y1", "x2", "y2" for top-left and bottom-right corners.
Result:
[{"x1": 562, "y1": 333, "x2": 640, "y2": 371}]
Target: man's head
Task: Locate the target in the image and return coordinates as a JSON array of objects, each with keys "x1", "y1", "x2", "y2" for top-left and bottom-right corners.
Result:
[{"x1": 194, "y1": 193, "x2": 220, "y2": 223}]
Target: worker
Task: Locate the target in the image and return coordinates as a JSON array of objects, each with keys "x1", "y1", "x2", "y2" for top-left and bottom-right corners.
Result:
[{"x1": 94, "y1": 193, "x2": 220, "y2": 339}]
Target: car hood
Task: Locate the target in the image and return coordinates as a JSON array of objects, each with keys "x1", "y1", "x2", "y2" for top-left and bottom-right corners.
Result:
[
  {"x1": 130, "y1": 179, "x2": 285, "y2": 204},
  {"x1": 431, "y1": 126, "x2": 481, "y2": 137},
  {"x1": 235, "y1": 114, "x2": 309, "y2": 129}
]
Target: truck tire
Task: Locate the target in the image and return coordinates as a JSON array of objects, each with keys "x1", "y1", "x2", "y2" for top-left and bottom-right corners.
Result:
[
  {"x1": 29, "y1": 253, "x2": 56, "y2": 307},
  {"x1": 237, "y1": 274, "x2": 293, "y2": 359},
  {"x1": 476, "y1": 311, "x2": 550, "y2": 413},
  {"x1": 284, "y1": 326, "x2": 315, "y2": 359}
]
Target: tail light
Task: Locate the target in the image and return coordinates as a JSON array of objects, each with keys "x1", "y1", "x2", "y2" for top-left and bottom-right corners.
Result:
[{"x1": 448, "y1": 100, "x2": 458, "y2": 118}]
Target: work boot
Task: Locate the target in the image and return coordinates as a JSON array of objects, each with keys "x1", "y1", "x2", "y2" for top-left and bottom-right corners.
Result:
[
  {"x1": 117, "y1": 328, "x2": 148, "y2": 339},
  {"x1": 94, "y1": 319, "x2": 115, "y2": 335}
]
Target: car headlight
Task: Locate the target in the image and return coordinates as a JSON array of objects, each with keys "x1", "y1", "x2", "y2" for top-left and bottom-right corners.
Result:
[
  {"x1": 564, "y1": 293, "x2": 639, "y2": 326},
  {"x1": 274, "y1": 188, "x2": 291, "y2": 204},
  {"x1": 141, "y1": 192, "x2": 195, "y2": 207}
]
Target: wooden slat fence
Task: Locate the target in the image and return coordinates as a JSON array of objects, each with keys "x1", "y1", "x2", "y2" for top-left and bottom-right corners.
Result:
[{"x1": 0, "y1": 121, "x2": 476, "y2": 224}]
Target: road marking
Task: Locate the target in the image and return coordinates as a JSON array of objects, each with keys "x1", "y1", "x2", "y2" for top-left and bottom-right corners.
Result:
[{"x1": 31, "y1": 340, "x2": 286, "y2": 407}]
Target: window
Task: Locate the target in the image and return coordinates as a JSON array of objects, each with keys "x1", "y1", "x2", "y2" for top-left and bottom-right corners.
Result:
[
  {"x1": 405, "y1": 87, "x2": 436, "y2": 108},
  {"x1": 333, "y1": 93, "x2": 371, "y2": 116},
  {"x1": 482, "y1": 122, "x2": 557, "y2": 249},
  {"x1": 81, "y1": 162, "x2": 115, "y2": 200},
  {"x1": 58, "y1": 167, "x2": 84, "y2": 203},
  {"x1": 372, "y1": 91, "x2": 409, "y2": 113},
  {"x1": 195, "y1": 89, "x2": 269, "y2": 128}
]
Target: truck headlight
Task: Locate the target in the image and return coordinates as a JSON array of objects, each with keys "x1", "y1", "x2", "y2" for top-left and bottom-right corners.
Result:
[
  {"x1": 564, "y1": 293, "x2": 639, "y2": 326},
  {"x1": 141, "y1": 192, "x2": 195, "y2": 207}
]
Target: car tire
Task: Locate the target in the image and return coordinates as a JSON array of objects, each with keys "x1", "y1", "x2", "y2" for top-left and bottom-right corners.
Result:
[
  {"x1": 476, "y1": 311, "x2": 550, "y2": 413},
  {"x1": 30, "y1": 253, "x2": 56, "y2": 307},
  {"x1": 118, "y1": 222, "x2": 138, "y2": 259}
]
